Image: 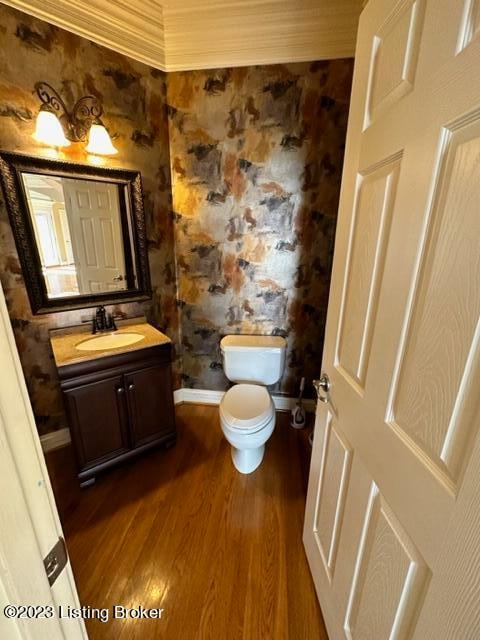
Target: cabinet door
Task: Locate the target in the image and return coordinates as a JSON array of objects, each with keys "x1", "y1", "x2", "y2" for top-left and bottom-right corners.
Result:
[
  {"x1": 64, "y1": 375, "x2": 129, "y2": 470},
  {"x1": 125, "y1": 364, "x2": 175, "y2": 448}
]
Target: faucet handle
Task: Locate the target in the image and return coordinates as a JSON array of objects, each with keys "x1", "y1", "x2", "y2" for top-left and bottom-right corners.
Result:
[
  {"x1": 93, "y1": 306, "x2": 107, "y2": 332},
  {"x1": 81, "y1": 316, "x2": 97, "y2": 334},
  {"x1": 105, "y1": 312, "x2": 117, "y2": 331}
]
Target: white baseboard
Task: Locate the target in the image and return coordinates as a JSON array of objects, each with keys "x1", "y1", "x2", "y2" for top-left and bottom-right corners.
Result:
[
  {"x1": 174, "y1": 388, "x2": 224, "y2": 405},
  {"x1": 175, "y1": 387, "x2": 316, "y2": 412},
  {"x1": 40, "y1": 427, "x2": 71, "y2": 453},
  {"x1": 41, "y1": 387, "x2": 316, "y2": 452},
  {"x1": 273, "y1": 395, "x2": 316, "y2": 412}
]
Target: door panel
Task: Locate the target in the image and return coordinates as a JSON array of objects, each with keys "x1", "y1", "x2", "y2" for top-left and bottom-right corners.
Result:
[
  {"x1": 126, "y1": 364, "x2": 175, "y2": 448},
  {"x1": 345, "y1": 485, "x2": 429, "y2": 640},
  {"x1": 100, "y1": 217, "x2": 118, "y2": 267},
  {"x1": 337, "y1": 155, "x2": 400, "y2": 389},
  {"x1": 366, "y1": 0, "x2": 425, "y2": 126},
  {"x1": 304, "y1": 1, "x2": 480, "y2": 638},
  {"x1": 458, "y1": 0, "x2": 480, "y2": 52},
  {"x1": 314, "y1": 414, "x2": 353, "y2": 582},
  {"x1": 64, "y1": 375, "x2": 129, "y2": 469},
  {"x1": 390, "y1": 115, "x2": 480, "y2": 487},
  {"x1": 80, "y1": 216, "x2": 97, "y2": 266}
]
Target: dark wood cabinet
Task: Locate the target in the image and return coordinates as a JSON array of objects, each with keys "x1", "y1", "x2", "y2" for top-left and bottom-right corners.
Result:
[
  {"x1": 64, "y1": 375, "x2": 130, "y2": 469},
  {"x1": 126, "y1": 364, "x2": 175, "y2": 448},
  {"x1": 59, "y1": 343, "x2": 176, "y2": 487}
]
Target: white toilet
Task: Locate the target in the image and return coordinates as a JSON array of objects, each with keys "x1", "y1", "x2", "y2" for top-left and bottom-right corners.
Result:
[{"x1": 219, "y1": 335, "x2": 286, "y2": 474}]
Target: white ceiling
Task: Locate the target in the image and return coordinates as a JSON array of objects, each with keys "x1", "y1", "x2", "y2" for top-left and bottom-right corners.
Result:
[{"x1": 2, "y1": 0, "x2": 363, "y2": 71}]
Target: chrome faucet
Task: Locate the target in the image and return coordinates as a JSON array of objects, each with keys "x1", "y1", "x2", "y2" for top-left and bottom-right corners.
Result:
[{"x1": 92, "y1": 306, "x2": 117, "y2": 334}]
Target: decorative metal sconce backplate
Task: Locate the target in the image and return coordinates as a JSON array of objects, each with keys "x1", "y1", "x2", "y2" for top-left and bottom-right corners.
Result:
[{"x1": 35, "y1": 82, "x2": 103, "y2": 143}]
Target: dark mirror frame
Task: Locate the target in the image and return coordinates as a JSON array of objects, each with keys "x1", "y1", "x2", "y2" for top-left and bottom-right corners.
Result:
[{"x1": 0, "y1": 151, "x2": 152, "y2": 314}]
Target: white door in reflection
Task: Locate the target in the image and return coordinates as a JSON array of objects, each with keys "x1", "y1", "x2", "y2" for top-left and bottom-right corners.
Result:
[{"x1": 62, "y1": 178, "x2": 127, "y2": 295}]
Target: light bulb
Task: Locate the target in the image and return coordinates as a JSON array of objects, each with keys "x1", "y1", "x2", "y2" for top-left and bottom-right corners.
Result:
[
  {"x1": 85, "y1": 124, "x2": 118, "y2": 155},
  {"x1": 33, "y1": 110, "x2": 70, "y2": 147}
]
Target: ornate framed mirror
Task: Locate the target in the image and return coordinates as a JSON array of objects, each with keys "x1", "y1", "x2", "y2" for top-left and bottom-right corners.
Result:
[{"x1": 0, "y1": 152, "x2": 151, "y2": 314}]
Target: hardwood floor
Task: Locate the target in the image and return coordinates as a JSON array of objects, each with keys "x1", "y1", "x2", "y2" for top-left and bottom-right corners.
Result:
[{"x1": 46, "y1": 404, "x2": 327, "y2": 640}]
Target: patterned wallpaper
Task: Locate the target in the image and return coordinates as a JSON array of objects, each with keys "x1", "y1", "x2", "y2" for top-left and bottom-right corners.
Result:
[
  {"x1": 0, "y1": 4, "x2": 353, "y2": 436},
  {"x1": 168, "y1": 61, "x2": 353, "y2": 395},
  {"x1": 0, "y1": 5, "x2": 178, "y2": 435}
]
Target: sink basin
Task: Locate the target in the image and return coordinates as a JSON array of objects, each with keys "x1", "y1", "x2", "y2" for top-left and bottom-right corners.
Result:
[{"x1": 76, "y1": 332, "x2": 144, "y2": 352}]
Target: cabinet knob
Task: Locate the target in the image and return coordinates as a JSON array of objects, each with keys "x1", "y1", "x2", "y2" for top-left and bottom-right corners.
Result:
[
  {"x1": 117, "y1": 387, "x2": 125, "y2": 395},
  {"x1": 128, "y1": 383, "x2": 135, "y2": 392}
]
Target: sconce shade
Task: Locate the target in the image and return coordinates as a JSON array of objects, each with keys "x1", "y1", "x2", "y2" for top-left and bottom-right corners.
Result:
[
  {"x1": 34, "y1": 110, "x2": 70, "y2": 147},
  {"x1": 85, "y1": 124, "x2": 118, "y2": 155}
]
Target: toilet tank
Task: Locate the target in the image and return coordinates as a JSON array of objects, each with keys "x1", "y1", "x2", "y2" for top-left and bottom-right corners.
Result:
[{"x1": 220, "y1": 335, "x2": 286, "y2": 385}]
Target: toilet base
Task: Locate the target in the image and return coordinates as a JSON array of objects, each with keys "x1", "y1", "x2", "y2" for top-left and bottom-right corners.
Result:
[{"x1": 231, "y1": 444, "x2": 265, "y2": 474}]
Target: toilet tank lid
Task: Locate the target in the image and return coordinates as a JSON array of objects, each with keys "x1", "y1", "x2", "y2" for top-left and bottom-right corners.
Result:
[{"x1": 220, "y1": 335, "x2": 286, "y2": 351}]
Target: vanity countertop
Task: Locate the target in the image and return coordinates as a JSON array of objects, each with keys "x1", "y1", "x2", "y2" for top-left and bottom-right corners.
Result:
[{"x1": 50, "y1": 318, "x2": 171, "y2": 368}]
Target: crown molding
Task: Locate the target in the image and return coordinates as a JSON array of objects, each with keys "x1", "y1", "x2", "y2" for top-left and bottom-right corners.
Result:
[
  {"x1": 1, "y1": 0, "x2": 166, "y2": 70},
  {"x1": 2, "y1": 0, "x2": 362, "y2": 72},
  {"x1": 163, "y1": 0, "x2": 362, "y2": 71}
]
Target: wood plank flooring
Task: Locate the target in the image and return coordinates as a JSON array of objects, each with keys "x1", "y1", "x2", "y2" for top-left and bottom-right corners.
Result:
[{"x1": 46, "y1": 404, "x2": 327, "y2": 640}]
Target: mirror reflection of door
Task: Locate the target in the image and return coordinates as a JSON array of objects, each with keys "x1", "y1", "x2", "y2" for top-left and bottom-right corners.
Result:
[
  {"x1": 62, "y1": 179, "x2": 127, "y2": 295},
  {"x1": 21, "y1": 173, "x2": 128, "y2": 299}
]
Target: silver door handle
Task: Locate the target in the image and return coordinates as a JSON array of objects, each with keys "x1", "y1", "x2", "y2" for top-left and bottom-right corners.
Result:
[
  {"x1": 313, "y1": 374, "x2": 338, "y2": 419},
  {"x1": 313, "y1": 374, "x2": 330, "y2": 402}
]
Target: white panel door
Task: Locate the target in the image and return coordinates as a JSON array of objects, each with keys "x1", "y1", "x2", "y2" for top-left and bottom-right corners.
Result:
[
  {"x1": 304, "y1": 1, "x2": 480, "y2": 638},
  {"x1": 62, "y1": 179, "x2": 127, "y2": 293},
  {"x1": 0, "y1": 282, "x2": 86, "y2": 639}
]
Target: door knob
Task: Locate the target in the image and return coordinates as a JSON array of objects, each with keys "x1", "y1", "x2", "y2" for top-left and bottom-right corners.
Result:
[
  {"x1": 313, "y1": 374, "x2": 330, "y2": 403},
  {"x1": 113, "y1": 274, "x2": 124, "y2": 281}
]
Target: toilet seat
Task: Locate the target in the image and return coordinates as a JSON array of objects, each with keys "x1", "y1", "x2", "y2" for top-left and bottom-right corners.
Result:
[{"x1": 220, "y1": 384, "x2": 273, "y2": 433}]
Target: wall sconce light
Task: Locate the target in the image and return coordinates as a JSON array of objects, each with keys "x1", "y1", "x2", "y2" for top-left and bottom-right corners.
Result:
[{"x1": 33, "y1": 82, "x2": 118, "y2": 155}]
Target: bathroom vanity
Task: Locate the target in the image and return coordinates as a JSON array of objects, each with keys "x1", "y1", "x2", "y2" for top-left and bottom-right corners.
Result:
[
  {"x1": 0, "y1": 152, "x2": 176, "y2": 487},
  {"x1": 50, "y1": 320, "x2": 176, "y2": 487}
]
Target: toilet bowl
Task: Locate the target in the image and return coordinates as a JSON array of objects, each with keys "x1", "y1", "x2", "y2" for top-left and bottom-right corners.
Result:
[
  {"x1": 220, "y1": 383, "x2": 276, "y2": 473},
  {"x1": 219, "y1": 335, "x2": 286, "y2": 474}
]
